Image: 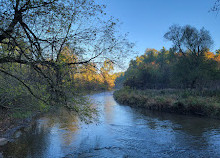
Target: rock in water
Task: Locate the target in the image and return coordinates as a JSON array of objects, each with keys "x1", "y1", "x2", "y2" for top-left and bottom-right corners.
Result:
[{"x1": 0, "y1": 138, "x2": 8, "y2": 146}]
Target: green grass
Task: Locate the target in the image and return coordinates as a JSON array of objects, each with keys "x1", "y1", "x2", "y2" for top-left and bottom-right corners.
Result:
[{"x1": 113, "y1": 87, "x2": 220, "y2": 119}]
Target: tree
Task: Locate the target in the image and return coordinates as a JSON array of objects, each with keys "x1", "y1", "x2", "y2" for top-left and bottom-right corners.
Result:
[
  {"x1": 211, "y1": 0, "x2": 220, "y2": 13},
  {"x1": 164, "y1": 25, "x2": 213, "y2": 57},
  {"x1": 0, "y1": 0, "x2": 133, "y2": 106},
  {"x1": 164, "y1": 25, "x2": 215, "y2": 89}
]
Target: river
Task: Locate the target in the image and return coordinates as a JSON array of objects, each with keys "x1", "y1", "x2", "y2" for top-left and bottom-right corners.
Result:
[{"x1": 1, "y1": 91, "x2": 220, "y2": 158}]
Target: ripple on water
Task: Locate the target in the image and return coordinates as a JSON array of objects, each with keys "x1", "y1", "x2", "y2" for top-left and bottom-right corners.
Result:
[{"x1": 1, "y1": 92, "x2": 220, "y2": 158}]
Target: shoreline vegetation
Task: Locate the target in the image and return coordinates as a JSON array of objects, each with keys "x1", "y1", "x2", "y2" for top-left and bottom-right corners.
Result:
[
  {"x1": 113, "y1": 25, "x2": 220, "y2": 120},
  {"x1": 113, "y1": 88, "x2": 220, "y2": 119}
]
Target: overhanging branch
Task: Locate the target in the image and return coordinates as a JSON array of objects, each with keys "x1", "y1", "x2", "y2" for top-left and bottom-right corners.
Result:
[{"x1": 0, "y1": 68, "x2": 48, "y2": 105}]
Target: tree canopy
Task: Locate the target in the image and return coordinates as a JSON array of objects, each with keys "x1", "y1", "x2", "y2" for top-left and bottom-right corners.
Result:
[
  {"x1": 164, "y1": 25, "x2": 213, "y2": 56},
  {"x1": 0, "y1": 0, "x2": 133, "y2": 105},
  {"x1": 0, "y1": 0, "x2": 134, "y2": 121}
]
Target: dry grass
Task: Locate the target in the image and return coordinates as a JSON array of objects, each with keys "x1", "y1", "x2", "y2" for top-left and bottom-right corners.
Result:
[{"x1": 113, "y1": 88, "x2": 220, "y2": 119}]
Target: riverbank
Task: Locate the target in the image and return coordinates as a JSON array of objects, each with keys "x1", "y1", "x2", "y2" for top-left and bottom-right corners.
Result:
[
  {"x1": 0, "y1": 109, "x2": 45, "y2": 144},
  {"x1": 113, "y1": 88, "x2": 220, "y2": 119}
]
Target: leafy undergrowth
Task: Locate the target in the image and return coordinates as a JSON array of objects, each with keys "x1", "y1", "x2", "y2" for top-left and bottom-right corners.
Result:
[{"x1": 113, "y1": 87, "x2": 220, "y2": 119}]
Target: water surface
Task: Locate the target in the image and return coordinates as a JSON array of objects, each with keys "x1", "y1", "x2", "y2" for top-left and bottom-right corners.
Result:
[{"x1": 2, "y1": 91, "x2": 220, "y2": 157}]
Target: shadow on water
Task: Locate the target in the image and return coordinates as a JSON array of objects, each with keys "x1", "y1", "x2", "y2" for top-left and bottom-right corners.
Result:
[
  {"x1": 1, "y1": 91, "x2": 220, "y2": 158},
  {"x1": 135, "y1": 108, "x2": 220, "y2": 136},
  {"x1": 2, "y1": 108, "x2": 79, "y2": 158},
  {"x1": 131, "y1": 107, "x2": 220, "y2": 154}
]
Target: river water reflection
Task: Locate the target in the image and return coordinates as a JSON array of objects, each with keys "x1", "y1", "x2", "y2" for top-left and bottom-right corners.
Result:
[{"x1": 2, "y1": 91, "x2": 220, "y2": 157}]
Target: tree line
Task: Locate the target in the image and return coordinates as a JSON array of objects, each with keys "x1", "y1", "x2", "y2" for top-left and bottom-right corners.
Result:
[{"x1": 116, "y1": 25, "x2": 220, "y2": 90}]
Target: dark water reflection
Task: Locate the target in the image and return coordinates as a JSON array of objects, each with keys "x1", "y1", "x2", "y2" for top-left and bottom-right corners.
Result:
[{"x1": 1, "y1": 91, "x2": 220, "y2": 158}]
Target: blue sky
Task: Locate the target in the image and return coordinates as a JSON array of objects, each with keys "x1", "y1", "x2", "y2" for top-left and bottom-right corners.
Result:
[{"x1": 105, "y1": 0, "x2": 220, "y2": 59}]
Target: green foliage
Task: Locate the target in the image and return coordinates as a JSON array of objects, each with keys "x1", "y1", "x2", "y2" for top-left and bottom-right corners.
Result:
[
  {"x1": 39, "y1": 101, "x2": 50, "y2": 112},
  {"x1": 0, "y1": 58, "x2": 116, "y2": 121},
  {"x1": 117, "y1": 46, "x2": 220, "y2": 90},
  {"x1": 11, "y1": 111, "x2": 32, "y2": 119},
  {"x1": 122, "y1": 48, "x2": 172, "y2": 89},
  {"x1": 65, "y1": 96, "x2": 98, "y2": 124}
]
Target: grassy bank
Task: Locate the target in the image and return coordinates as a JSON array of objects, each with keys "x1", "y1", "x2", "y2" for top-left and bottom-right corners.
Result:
[{"x1": 113, "y1": 88, "x2": 220, "y2": 119}]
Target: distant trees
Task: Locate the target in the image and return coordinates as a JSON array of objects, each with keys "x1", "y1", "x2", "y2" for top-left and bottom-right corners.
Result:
[
  {"x1": 73, "y1": 60, "x2": 117, "y2": 91},
  {"x1": 123, "y1": 48, "x2": 173, "y2": 89},
  {"x1": 118, "y1": 25, "x2": 220, "y2": 90}
]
